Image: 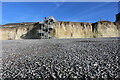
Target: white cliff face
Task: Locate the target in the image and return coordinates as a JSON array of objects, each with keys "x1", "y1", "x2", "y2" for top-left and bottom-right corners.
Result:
[
  {"x1": 94, "y1": 22, "x2": 120, "y2": 38},
  {"x1": 0, "y1": 21, "x2": 120, "y2": 40},
  {"x1": 52, "y1": 22, "x2": 93, "y2": 38},
  {"x1": 0, "y1": 25, "x2": 34, "y2": 40},
  {"x1": 52, "y1": 21, "x2": 120, "y2": 38}
]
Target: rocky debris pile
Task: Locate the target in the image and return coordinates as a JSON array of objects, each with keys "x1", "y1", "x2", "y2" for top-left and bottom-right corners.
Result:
[{"x1": 2, "y1": 38, "x2": 120, "y2": 79}]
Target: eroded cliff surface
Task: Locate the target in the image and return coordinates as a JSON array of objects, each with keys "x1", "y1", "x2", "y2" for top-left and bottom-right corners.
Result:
[
  {"x1": 52, "y1": 21, "x2": 120, "y2": 38},
  {"x1": 0, "y1": 25, "x2": 34, "y2": 40},
  {"x1": 52, "y1": 22, "x2": 93, "y2": 38},
  {"x1": 0, "y1": 21, "x2": 120, "y2": 40}
]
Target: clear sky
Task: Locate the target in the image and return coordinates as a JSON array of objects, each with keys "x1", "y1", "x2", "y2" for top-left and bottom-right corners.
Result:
[{"x1": 2, "y1": 2, "x2": 118, "y2": 25}]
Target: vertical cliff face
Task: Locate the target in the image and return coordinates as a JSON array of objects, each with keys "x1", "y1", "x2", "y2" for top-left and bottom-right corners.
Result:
[
  {"x1": 0, "y1": 21, "x2": 120, "y2": 40},
  {"x1": 51, "y1": 21, "x2": 120, "y2": 38},
  {"x1": 92, "y1": 21, "x2": 120, "y2": 38},
  {"x1": 0, "y1": 25, "x2": 34, "y2": 40},
  {"x1": 52, "y1": 22, "x2": 93, "y2": 38},
  {"x1": 0, "y1": 22, "x2": 54, "y2": 40}
]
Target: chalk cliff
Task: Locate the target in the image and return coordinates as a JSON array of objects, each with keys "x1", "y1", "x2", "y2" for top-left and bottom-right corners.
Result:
[
  {"x1": 52, "y1": 21, "x2": 120, "y2": 38},
  {"x1": 0, "y1": 25, "x2": 34, "y2": 40},
  {"x1": 0, "y1": 21, "x2": 120, "y2": 40}
]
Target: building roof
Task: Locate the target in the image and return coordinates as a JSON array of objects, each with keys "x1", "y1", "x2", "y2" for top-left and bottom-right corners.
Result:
[
  {"x1": 116, "y1": 12, "x2": 120, "y2": 22},
  {"x1": 117, "y1": 12, "x2": 120, "y2": 15},
  {"x1": 3, "y1": 23, "x2": 20, "y2": 26},
  {"x1": 3, "y1": 22, "x2": 36, "y2": 26}
]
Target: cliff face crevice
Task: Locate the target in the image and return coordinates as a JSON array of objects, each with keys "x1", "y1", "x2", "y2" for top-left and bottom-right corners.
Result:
[{"x1": 0, "y1": 21, "x2": 120, "y2": 40}]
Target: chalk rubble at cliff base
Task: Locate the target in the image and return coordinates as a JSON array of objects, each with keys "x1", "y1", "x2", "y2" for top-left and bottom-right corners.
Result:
[{"x1": 1, "y1": 38, "x2": 120, "y2": 79}]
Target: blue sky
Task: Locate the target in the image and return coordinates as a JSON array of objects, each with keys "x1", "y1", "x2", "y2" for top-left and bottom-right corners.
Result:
[{"x1": 2, "y1": 2, "x2": 118, "y2": 25}]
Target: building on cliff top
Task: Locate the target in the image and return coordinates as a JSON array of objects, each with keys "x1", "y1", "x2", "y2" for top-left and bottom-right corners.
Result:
[
  {"x1": 2, "y1": 22, "x2": 35, "y2": 27},
  {"x1": 116, "y1": 12, "x2": 120, "y2": 23}
]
